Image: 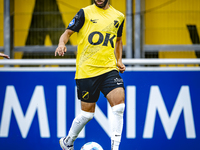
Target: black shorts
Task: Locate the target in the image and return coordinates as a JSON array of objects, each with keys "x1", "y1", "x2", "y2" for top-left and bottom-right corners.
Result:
[{"x1": 76, "y1": 70, "x2": 124, "y2": 103}]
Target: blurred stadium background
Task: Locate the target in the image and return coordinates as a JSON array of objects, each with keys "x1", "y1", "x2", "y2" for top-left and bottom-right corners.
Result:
[
  {"x1": 0, "y1": 0, "x2": 200, "y2": 65},
  {"x1": 0, "y1": 1, "x2": 200, "y2": 150}
]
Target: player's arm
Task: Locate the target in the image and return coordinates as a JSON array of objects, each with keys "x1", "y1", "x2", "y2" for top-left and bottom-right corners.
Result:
[
  {"x1": 0, "y1": 53, "x2": 10, "y2": 59},
  {"x1": 115, "y1": 20, "x2": 125, "y2": 73},
  {"x1": 55, "y1": 29, "x2": 74, "y2": 56},
  {"x1": 55, "y1": 9, "x2": 85, "y2": 57},
  {"x1": 115, "y1": 36, "x2": 125, "y2": 73}
]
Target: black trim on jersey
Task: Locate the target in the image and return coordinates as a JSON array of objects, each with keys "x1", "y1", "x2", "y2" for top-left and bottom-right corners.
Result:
[
  {"x1": 117, "y1": 20, "x2": 125, "y2": 37},
  {"x1": 67, "y1": 9, "x2": 85, "y2": 32}
]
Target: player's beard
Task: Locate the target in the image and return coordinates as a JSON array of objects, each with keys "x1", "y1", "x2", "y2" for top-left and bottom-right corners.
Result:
[{"x1": 94, "y1": 0, "x2": 108, "y2": 8}]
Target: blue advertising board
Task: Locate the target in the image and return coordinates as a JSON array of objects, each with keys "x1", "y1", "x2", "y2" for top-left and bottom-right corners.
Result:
[{"x1": 0, "y1": 68, "x2": 200, "y2": 150}]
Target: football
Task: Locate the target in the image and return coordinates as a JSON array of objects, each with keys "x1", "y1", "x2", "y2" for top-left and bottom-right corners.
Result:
[{"x1": 81, "y1": 142, "x2": 103, "y2": 150}]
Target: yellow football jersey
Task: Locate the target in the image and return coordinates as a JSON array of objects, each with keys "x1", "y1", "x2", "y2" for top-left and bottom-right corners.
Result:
[{"x1": 68, "y1": 4, "x2": 125, "y2": 79}]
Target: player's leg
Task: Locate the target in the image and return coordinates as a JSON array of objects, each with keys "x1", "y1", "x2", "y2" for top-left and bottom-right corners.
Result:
[
  {"x1": 68, "y1": 101, "x2": 96, "y2": 142},
  {"x1": 100, "y1": 70, "x2": 125, "y2": 150},
  {"x1": 59, "y1": 77, "x2": 100, "y2": 150},
  {"x1": 106, "y1": 87, "x2": 125, "y2": 150},
  {"x1": 60, "y1": 102, "x2": 96, "y2": 150},
  {"x1": 106, "y1": 87, "x2": 125, "y2": 107}
]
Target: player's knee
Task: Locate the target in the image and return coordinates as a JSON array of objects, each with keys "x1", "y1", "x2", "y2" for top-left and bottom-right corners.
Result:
[
  {"x1": 112, "y1": 103, "x2": 125, "y2": 116},
  {"x1": 81, "y1": 110, "x2": 94, "y2": 120}
]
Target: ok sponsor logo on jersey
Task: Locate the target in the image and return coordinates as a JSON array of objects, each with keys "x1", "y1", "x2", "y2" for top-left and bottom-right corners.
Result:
[{"x1": 88, "y1": 31, "x2": 116, "y2": 48}]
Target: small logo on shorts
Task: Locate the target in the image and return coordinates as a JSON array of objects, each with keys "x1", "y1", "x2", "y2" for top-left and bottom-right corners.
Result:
[
  {"x1": 117, "y1": 83, "x2": 123, "y2": 85},
  {"x1": 114, "y1": 78, "x2": 123, "y2": 85},
  {"x1": 82, "y1": 91, "x2": 89, "y2": 100}
]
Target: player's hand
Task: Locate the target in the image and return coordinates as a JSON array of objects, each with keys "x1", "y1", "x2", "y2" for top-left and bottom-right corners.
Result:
[
  {"x1": 117, "y1": 61, "x2": 126, "y2": 73},
  {"x1": 0, "y1": 53, "x2": 10, "y2": 59},
  {"x1": 55, "y1": 45, "x2": 67, "y2": 56}
]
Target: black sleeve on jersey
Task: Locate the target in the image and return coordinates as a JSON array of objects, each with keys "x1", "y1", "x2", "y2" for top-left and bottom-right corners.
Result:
[
  {"x1": 67, "y1": 9, "x2": 85, "y2": 32},
  {"x1": 117, "y1": 20, "x2": 125, "y2": 37}
]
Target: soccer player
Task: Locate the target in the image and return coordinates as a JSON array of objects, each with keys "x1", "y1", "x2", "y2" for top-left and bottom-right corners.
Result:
[
  {"x1": 0, "y1": 53, "x2": 10, "y2": 59},
  {"x1": 55, "y1": 0, "x2": 125, "y2": 150}
]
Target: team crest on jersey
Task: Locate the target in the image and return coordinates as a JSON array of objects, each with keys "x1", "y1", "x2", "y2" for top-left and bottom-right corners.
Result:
[
  {"x1": 82, "y1": 91, "x2": 89, "y2": 100},
  {"x1": 68, "y1": 18, "x2": 75, "y2": 27},
  {"x1": 114, "y1": 20, "x2": 119, "y2": 28}
]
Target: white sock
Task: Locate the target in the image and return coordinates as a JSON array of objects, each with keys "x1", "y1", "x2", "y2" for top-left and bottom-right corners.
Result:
[
  {"x1": 111, "y1": 103, "x2": 125, "y2": 150},
  {"x1": 111, "y1": 140, "x2": 120, "y2": 150},
  {"x1": 65, "y1": 110, "x2": 94, "y2": 145}
]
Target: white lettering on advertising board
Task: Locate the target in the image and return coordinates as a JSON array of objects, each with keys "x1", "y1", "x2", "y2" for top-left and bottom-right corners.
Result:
[{"x1": 0, "y1": 85, "x2": 196, "y2": 139}]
